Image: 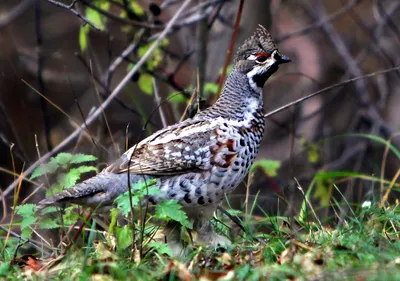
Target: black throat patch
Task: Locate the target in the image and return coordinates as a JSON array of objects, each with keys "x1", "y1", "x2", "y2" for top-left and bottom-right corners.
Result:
[{"x1": 252, "y1": 64, "x2": 279, "y2": 88}]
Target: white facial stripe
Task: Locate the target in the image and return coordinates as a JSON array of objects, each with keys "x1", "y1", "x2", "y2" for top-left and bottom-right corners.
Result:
[
  {"x1": 247, "y1": 54, "x2": 257, "y2": 61},
  {"x1": 247, "y1": 66, "x2": 264, "y2": 93}
]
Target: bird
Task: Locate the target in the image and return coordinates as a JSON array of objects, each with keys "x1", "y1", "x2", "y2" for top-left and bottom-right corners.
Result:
[{"x1": 38, "y1": 25, "x2": 290, "y2": 254}]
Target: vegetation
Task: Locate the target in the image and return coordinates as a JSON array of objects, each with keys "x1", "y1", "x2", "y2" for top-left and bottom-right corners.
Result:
[
  {"x1": 0, "y1": 0, "x2": 399, "y2": 280},
  {"x1": 1, "y1": 150, "x2": 399, "y2": 280}
]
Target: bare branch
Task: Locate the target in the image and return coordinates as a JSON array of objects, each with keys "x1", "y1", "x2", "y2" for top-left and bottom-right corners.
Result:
[
  {"x1": 215, "y1": 0, "x2": 244, "y2": 98},
  {"x1": 0, "y1": 0, "x2": 35, "y2": 30},
  {"x1": 45, "y1": 0, "x2": 101, "y2": 31},
  {"x1": 277, "y1": 0, "x2": 362, "y2": 43},
  {"x1": 264, "y1": 65, "x2": 400, "y2": 119},
  {"x1": 1, "y1": 0, "x2": 194, "y2": 200}
]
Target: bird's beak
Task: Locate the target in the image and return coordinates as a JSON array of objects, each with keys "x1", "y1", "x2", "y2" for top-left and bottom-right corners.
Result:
[{"x1": 278, "y1": 54, "x2": 291, "y2": 64}]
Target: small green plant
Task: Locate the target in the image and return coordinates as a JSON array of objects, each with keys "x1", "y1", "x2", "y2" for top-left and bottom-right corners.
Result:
[
  {"x1": 23, "y1": 152, "x2": 191, "y2": 258},
  {"x1": 112, "y1": 179, "x2": 192, "y2": 255},
  {"x1": 31, "y1": 152, "x2": 97, "y2": 196},
  {"x1": 12, "y1": 153, "x2": 98, "y2": 239}
]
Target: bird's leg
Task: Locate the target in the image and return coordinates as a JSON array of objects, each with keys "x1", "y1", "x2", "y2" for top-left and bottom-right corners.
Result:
[
  {"x1": 164, "y1": 220, "x2": 183, "y2": 257},
  {"x1": 187, "y1": 206, "x2": 231, "y2": 248}
]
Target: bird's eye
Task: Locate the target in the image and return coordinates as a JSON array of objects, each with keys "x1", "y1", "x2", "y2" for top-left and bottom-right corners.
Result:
[{"x1": 255, "y1": 54, "x2": 269, "y2": 63}]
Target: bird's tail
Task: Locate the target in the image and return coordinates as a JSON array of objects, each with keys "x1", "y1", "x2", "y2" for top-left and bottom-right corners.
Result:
[{"x1": 38, "y1": 172, "x2": 147, "y2": 210}]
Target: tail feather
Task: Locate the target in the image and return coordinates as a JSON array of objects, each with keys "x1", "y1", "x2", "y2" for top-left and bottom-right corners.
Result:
[{"x1": 38, "y1": 173, "x2": 148, "y2": 209}]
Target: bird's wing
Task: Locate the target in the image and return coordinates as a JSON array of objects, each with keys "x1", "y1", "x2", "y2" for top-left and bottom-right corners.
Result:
[{"x1": 103, "y1": 118, "x2": 239, "y2": 176}]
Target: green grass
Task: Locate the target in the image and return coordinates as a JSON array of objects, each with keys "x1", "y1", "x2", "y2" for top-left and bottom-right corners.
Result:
[{"x1": 1, "y1": 201, "x2": 399, "y2": 281}]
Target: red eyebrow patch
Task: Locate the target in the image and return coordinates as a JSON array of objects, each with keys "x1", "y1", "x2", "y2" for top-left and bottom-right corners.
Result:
[{"x1": 256, "y1": 52, "x2": 270, "y2": 57}]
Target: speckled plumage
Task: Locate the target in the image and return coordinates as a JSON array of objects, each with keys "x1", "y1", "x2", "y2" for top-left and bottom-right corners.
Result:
[{"x1": 39, "y1": 26, "x2": 289, "y2": 252}]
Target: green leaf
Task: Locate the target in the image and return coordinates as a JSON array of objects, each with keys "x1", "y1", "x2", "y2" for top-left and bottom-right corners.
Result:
[
  {"x1": 40, "y1": 206, "x2": 58, "y2": 215},
  {"x1": 58, "y1": 169, "x2": 80, "y2": 189},
  {"x1": 308, "y1": 143, "x2": 320, "y2": 163},
  {"x1": 138, "y1": 43, "x2": 163, "y2": 71},
  {"x1": 21, "y1": 216, "x2": 37, "y2": 230},
  {"x1": 15, "y1": 204, "x2": 37, "y2": 218},
  {"x1": 86, "y1": 8, "x2": 104, "y2": 30},
  {"x1": 21, "y1": 227, "x2": 33, "y2": 239},
  {"x1": 115, "y1": 192, "x2": 140, "y2": 217},
  {"x1": 54, "y1": 153, "x2": 73, "y2": 167},
  {"x1": 46, "y1": 184, "x2": 63, "y2": 198},
  {"x1": 0, "y1": 262, "x2": 11, "y2": 277},
  {"x1": 39, "y1": 218, "x2": 59, "y2": 229},
  {"x1": 155, "y1": 200, "x2": 192, "y2": 229},
  {"x1": 31, "y1": 159, "x2": 59, "y2": 179},
  {"x1": 70, "y1": 154, "x2": 97, "y2": 164},
  {"x1": 62, "y1": 206, "x2": 81, "y2": 225},
  {"x1": 116, "y1": 225, "x2": 132, "y2": 250},
  {"x1": 168, "y1": 92, "x2": 188, "y2": 104},
  {"x1": 138, "y1": 73, "x2": 153, "y2": 95},
  {"x1": 15, "y1": 204, "x2": 37, "y2": 231},
  {"x1": 74, "y1": 166, "x2": 97, "y2": 174},
  {"x1": 250, "y1": 159, "x2": 281, "y2": 177},
  {"x1": 58, "y1": 166, "x2": 96, "y2": 189},
  {"x1": 148, "y1": 242, "x2": 172, "y2": 256},
  {"x1": 314, "y1": 178, "x2": 332, "y2": 207},
  {"x1": 204, "y1": 82, "x2": 218, "y2": 96},
  {"x1": 99, "y1": 2, "x2": 110, "y2": 11},
  {"x1": 130, "y1": 2, "x2": 145, "y2": 16},
  {"x1": 300, "y1": 139, "x2": 320, "y2": 164},
  {"x1": 79, "y1": 26, "x2": 88, "y2": 52},
  {"x1": 115, "y1": 179, "x2": 159, "y2": 217},
  {"x1": 108, "y1": 208, "x2": 119, "y2": 236}
]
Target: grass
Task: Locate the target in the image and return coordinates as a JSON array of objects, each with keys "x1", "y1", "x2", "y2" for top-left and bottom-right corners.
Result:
[{"x1": 0, "y1": 197, "x2": 399, "y2": 280}]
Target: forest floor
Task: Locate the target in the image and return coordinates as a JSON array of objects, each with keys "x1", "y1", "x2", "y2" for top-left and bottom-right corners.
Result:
[{"x1": 1, "y1": 196, "x2": 399, "y2": 281}]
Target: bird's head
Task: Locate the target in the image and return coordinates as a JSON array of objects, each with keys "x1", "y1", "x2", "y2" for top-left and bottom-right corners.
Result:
[{"x1": 233, "y1": 25, "x2": 290, "y2": 91}]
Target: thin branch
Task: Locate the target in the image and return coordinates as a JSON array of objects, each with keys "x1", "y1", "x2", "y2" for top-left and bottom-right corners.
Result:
[
  {"x1": 45, "y1": 0, "x2": 101, "y2": 31},
  {"x1": 311, "y1": 0, "x2": 369, "y2": 106},
  {"x1": 2, "y1": 0, "x2": 193, "y2": 201},
  {"x1": 79, "y1": 0, "x2": 160, "y2": 29},
  {"x1": 215, "y1": 0, "x2": 244, "y2": 98},
  {"x1": 0, "y1": 0, "x2": 35, "y2": 30},
  {"x1": 264, "y1": 65, "x2": 400, "y2": 119},
  {"x1": 277, "y1": 0, "x2": 362, "y2": 43},
  {"x1": 35, "y1": 1, "x2": 52, "y2": 151},
  {"x1": 0, "y1": 225, "x2": 52, "y2": 254},
  {"x1": 152, "y1": 78, "x2": 168, "y2": 128},
  {"x1": 196, "y1": 0, "x2": 209, "y2": 100}
]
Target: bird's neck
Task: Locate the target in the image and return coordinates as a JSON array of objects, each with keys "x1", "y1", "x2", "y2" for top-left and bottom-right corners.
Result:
[{"x1": 197, "y1": 70, "x2": 264, "y2": 124}]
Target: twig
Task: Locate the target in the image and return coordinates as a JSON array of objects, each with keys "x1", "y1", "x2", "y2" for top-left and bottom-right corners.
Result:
[
  {"x1": 79, "y1": 0, "x2": 159, "y2": 29},
  {"x1": 215, "y1": 0, "x2": 244, "y2": 98},
  {"x1": 152, "y1": 78, "x2": 168, "y2": 128},
  {"x1": 89, "y1": 60, "x2": 119, "y2": 156},
  {"x1": 35, "y1": 1, "x2": 52, "y2": 151},
  {"x1": 74, "y1": 53, "x2": 155, "y2": 126},
  {"x1": 264, "y1": 65, "x2": 400, "y2": 119},
  {"x1": 2, "y1": 0, "x2": 193, "y2": 201},
  {"x1": 277, "y1": 0, "x2": 362, "y2": 43},
  {"x1": 196, "y1": 0, "x2": 209, "y2": 99},
  {"x1": 45, "y1": 0, "x2": 101, "y2": 31},
  {"x1": 0, "y1": 225, "x2": 51, "y2": 254},
  {"x1": 0, "y1": 0, "x2": 35, "y2": 30},
  {"x1": 312, "y1": 1, "x2": 368, "y2": 106}
]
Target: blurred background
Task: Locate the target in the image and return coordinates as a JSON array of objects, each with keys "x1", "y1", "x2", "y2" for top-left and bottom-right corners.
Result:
[{"x1": 0, "y1": 0, "x2": 399, "y2": 219}]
